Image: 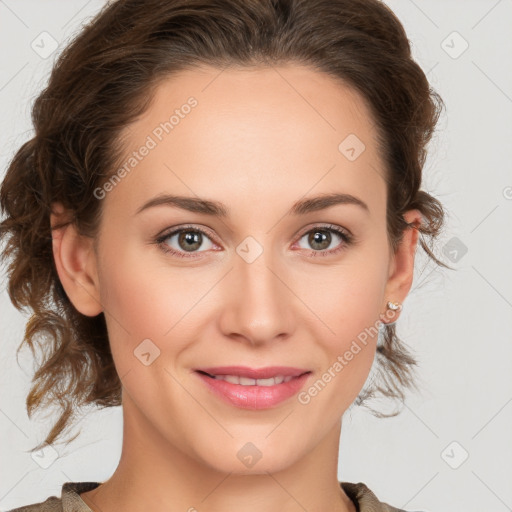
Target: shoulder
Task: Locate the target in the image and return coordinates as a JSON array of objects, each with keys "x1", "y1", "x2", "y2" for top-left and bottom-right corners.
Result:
[
  {"x1": 6, "y1": 482, "x2": 101, "y2": 512},
  {"x1": 340, "y1": 481, "x2": 427, "y2": 512}
]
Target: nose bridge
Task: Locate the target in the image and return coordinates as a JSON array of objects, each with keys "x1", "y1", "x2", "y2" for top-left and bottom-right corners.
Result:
[
  {"x1": 236, "y1": 236, "x2": 285, "y2": 310},
  {"x1": 239, "y1": 245, "x2": 279, "y2": 298},
  {"x1": 222, "y1": 235, "x2": 293, "y2": 344}
]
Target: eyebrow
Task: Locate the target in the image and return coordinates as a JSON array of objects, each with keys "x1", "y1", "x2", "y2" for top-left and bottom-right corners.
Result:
[{"x1": 135, "y1": 192, "x2": 370, "y2": 217}]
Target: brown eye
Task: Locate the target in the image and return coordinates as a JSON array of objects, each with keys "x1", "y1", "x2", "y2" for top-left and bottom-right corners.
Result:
[
  {"x1": 156, "y1": 226, "x2": 216, "y2": 258},
  {"x1": 295, "y1": 225, "x2": 353, "y2": 257},
  {"x1": 307, "y1": 230, "x2": 333, "y2": 251},
  {"x1": 176, "y1": 230, "x2": 204, "y2": 252}
]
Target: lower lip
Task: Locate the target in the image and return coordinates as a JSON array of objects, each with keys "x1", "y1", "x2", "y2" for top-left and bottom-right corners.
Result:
[{"x1": 195, "y1": 371, "x2": 311, "y2": 410}]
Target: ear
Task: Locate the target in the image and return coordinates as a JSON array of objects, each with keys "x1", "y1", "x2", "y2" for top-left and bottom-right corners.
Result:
[
  {"x1": 50, "y1": 202, "x2": 103, "y2": 317},
  {"x1": 380, "y1": 209, "x2": 422, "y2": 324}
]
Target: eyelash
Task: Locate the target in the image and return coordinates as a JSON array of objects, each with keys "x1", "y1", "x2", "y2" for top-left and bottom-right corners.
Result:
[{"x1": 154, "y1": 224, "x2": 354, "y2": 259}]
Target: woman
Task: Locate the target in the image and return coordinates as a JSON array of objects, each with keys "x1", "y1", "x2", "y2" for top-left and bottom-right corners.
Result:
[{"x1": 0, "y1": 0, "x2": 450, "y2": 510}]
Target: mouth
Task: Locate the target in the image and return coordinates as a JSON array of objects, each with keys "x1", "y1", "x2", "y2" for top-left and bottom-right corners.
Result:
[
  {"x1": 195, "y1": 370, "x2": 308, "y2": 386},
  {"x1": 194, "y1": 365, "x2": 310, "y2": 379},
  {"x1": 193, "y1": 366, "x2": 312, "y2": 409}
]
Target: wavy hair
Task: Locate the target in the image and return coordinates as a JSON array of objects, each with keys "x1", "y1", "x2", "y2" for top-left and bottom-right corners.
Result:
[{"x1": 0, "y1": 0, "x2": 452, "y2": 452}]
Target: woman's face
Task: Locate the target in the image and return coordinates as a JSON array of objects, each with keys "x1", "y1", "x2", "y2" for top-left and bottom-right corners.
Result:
[{"x1": 59, "y1": 64, "x2": 418, "y2": 473}]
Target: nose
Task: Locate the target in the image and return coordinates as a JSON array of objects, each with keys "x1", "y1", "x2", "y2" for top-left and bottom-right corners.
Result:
[{"x1": 218, "y1": 243, "x2": 296, "y2": 347}]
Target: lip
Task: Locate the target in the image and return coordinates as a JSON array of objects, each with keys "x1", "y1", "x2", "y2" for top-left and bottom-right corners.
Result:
[
  {"x1": 194, "y1": 366, "x2": 312, "y2": 410},
  {"x1": 194, "y1": 366, "x2": 310, "y2": 379}
]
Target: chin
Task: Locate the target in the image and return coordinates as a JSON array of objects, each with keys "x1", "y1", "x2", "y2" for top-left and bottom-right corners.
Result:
[{"x1": 195, "y1": 436, "x2": 303, "y2": 475}]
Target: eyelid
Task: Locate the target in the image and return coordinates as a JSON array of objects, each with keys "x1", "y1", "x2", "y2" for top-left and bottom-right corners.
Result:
[
  {"x1": 156, "y1": 223, "x2": 217, "y2": 241},
  {"x1": 294, "y1": 222, "x2": 353, "y2": 240}
]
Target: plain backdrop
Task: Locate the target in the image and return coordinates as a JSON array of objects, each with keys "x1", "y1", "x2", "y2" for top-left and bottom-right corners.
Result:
[{"x1": 1, "y1": 1, "x2": 511, "y2": 511}]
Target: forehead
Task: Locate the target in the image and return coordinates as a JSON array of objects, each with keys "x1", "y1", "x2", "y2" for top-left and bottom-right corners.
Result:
[
  {"x1": 139, "y1": 63, "x2": 380, "y2": 149},
  {"x1": 107, "y1": 64, "x2": 386, "y2": 219}
]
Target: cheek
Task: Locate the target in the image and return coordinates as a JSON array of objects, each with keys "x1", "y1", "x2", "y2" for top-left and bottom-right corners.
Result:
[
  {"x1": 96, "y1": 247, "x2": 211, "y2": 370},
  {"x1": 299, "y1": 270, "x2": 384, "y2": 412},
  {"x1": 295, "y1": 257, "x2": 388, "y2": 401},
  {"x1": 299, "y1": 262, "x2": 386, "y2": 341},
  {"x1": 95, "y1": 249, "x2": 179, "y2": 365}
]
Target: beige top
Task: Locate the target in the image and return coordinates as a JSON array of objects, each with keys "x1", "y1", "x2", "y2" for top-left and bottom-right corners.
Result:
[{"x1": 7, "y1": 481, "x2": 418, "y2": 512}]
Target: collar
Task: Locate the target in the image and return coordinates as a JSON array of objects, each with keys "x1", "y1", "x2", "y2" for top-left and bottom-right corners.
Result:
[{"x1": 61, "y1": 480, "x2": 404, "y2": 512}]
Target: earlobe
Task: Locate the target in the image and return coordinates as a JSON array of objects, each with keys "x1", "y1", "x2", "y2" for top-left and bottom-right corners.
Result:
[
  {"x1": 381, "y1": 209, "x2": 422, "y2": 323},
  {"x1": 50, "y1": 202, "x2": 103, "y2": 317}
]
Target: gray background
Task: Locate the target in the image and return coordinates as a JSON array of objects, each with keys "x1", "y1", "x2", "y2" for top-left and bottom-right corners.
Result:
[{"x1": 1, "y1": 1, "x2": 511, "y2": 511}]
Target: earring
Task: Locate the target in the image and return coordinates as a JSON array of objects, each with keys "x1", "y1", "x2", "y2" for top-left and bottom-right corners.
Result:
[
  {"x1": 386, "y1": 301, "x2": 401, "y2": 311},
  {"x1": 380, "y1": 300, "x2": 402, "y2": 326}
]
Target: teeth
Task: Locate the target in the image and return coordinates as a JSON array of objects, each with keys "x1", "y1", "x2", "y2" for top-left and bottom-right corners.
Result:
[{"x1": 212, "y1": 374, "x2": 295, "y2": 386}]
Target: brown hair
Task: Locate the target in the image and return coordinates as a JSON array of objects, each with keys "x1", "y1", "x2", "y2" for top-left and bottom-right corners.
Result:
[{"x1": 0, "y1": 0, "x2": 451, "y2": 452}]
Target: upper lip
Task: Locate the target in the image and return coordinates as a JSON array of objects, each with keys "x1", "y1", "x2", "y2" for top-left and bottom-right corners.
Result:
[{"x1": 195, "y1": 366, "x2": 311, "y2": 379}]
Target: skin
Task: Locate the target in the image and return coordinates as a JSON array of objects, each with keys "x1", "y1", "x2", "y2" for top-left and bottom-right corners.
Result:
[{"x1": 50, "y1": 64, "x2": 421, "y2": 512}]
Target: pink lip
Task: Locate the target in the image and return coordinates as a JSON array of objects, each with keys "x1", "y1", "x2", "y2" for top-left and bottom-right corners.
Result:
[
  {"x1": 195, "y1": 366, "x2": 309, "y2": 379},
  {"x1": 194, "y1": 366, "x2": 312, "y2": 410}
]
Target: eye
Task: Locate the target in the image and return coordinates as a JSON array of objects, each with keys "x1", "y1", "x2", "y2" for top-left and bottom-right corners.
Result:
[
  {"x1": 155, "y1": 223, "x2": 354, "y2": 259},
  {"x1": 294, "y1": 224, "x2": 353, "y2": 257},
  {"x1": 155, "y1": 225, "x2": 217, "y2": 258}
]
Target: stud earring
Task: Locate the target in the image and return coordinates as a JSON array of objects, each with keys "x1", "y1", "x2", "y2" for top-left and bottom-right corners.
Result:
[
  {"x1": 379, "y1": 300, "x2": 402, "y2": 326},
  {"x1": 386, "y1": 301, "x2": 401, "y2": 311}
]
